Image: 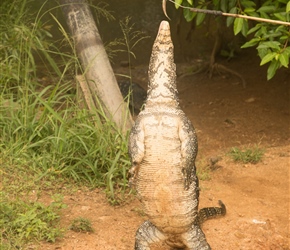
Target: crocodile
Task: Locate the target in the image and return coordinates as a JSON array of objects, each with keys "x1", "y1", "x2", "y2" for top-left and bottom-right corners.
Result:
[{"x1": 128, "y1": 20, "x2": 225, "y2": 249}]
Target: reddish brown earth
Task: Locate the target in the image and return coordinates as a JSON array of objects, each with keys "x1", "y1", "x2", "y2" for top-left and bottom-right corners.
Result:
[{"x1": 39, "y1": 52, "x2": 289, "y2": 250}]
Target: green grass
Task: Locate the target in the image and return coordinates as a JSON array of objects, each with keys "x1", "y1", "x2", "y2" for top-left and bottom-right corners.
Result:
[
  {"x1": 0, "y1": 0, "x2": 131, "y2": 196},
  {"x1": 0, "y1": 194, "x2": 66, "y2": 249},
  {"x1": 228, "y1": 145, "x2": 264, "y2": 164},
  {"x1": 69, "y1": 217, "x2": 94, "y2": 233},
  {"x1": 197, "y1": 162, "x2": 211, "y2": 181},
  {"x1": 196, "y1": 157, "x2": 214, "y2": 181},
  {"x1": 0, "y1": 0, "x2": 133, "y2": 248}
]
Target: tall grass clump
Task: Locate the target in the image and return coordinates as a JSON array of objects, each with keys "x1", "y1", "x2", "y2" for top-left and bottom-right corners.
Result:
[
  {"x1": 0, "y1": 0, "x2": 132, "y2": 247},
  {"x1": 228, "y1": 145, "x2": 264, "y2": 164},
  {"x1": 1, "y1": 0, "x2": 131, "y2": 201}
]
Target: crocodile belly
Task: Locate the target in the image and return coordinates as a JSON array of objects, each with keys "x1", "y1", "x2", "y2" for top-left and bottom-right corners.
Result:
[
  {"x1": 134, "y1": 111, "x2": 198, "y2": 234},
  {"x1": 136, "y1": 160, "x2": 198, "y2": 234},
  {"x1": 136, "y1": 137, "x2": 198, "y2": 234}
]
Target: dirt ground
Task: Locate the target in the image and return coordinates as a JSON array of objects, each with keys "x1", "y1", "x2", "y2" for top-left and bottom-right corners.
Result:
[{"x1": 40, "y1": 51, "x2": 289, "y2": 249}]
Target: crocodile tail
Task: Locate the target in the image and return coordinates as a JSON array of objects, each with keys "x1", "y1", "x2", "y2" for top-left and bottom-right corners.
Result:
[{"x1": 195, "y1": 200, "x2": 226, "y2": 225}]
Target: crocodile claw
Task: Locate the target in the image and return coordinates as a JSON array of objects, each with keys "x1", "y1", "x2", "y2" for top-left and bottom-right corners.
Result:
[{"x1": 129, "y1": 164, "x2": 139, "y2": 187}]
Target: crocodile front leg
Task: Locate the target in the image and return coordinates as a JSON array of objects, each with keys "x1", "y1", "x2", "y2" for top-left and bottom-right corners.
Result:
[
  {"x1": 179, "y1": 115, "x2": 198, "y2": 190},
  {"x1": 129, "y1": 118, "x2": 145, "y2": 186},
  {"x1": 129, "y1": 163, "x2": 140, "y2": 187},
  {"x1": 135, "y1": 220, "x2": 167, "y2": 250}
]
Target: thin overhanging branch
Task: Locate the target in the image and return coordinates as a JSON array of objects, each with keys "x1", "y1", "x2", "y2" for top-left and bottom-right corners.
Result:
[{"x1": 163, "y1": 0, "x2": 290, "y2": 26}]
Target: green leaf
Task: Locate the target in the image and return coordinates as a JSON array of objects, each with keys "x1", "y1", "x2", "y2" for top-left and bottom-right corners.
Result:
[
  {"x1": 259, "y1": 11, "x2": 270, "y2": 19},
  {"x1": 280, "y1": 35, "x2": 289, "y2": 42},
  {"x1": 220, "y1": 0, "x2": 228, "y2": 12},
  {"x1": 286, "y1": 1, "x2": 290, "y2": 12},
  {"x1": 183, "y1": 8, "x2": 196, "y2": 22},
  {"x1": 241, "y1": 19, "x2": 248, "y2": 37},
  {"x1": 226, "y1": 16, "x2": 234, "y2": 27},
  {"x1": 187, "y1": 0, "x2": 193, "y2": 5},
  {"x1": 277, "y1": 0, "x2": 288, "y2": 4},
  {"x1": 244, "y1": 7, "x2": 256, "y2": 14},
  {"x1": 264, "y1": 31, "x2": 283, "y2": 39},
  {"x1": 196, "y1": 12, "x2": 206, "y2": 26},
  {"x1": 227, "y1": 7, "x2": 238, "y2": 27},
  {"x1": 228, "y1": 0, "x2": 237, "y2": 10},
  {"x1": 274, "y1": 13, "x2": 286, "y2": 21},
  {"x1": 257, "y1": 41, "x2": 281, "y2": 50},
  {"x1": 175, "y1": 0, "x2": 183, "y2": 9},
  {"x1": 275, "y1": 24, "x2": 288, "y2": 33},
  {"x1": 234, "y1": 18, "x2": 243, "y2": 35},
  {"x1": 279, "y1": 51, "x2": 289, "y2": 68},
  {"x1": 241, "y1": 38, "x2": 260, "y2": 48},
  {"x1": 257, "y1": 5, "x2": 276, "y2": 13},
  {"x1": 254, "y1": 26, "x2": 267, "y2": 38},
  {"x1": 247, "y1": 11, "x2": 260, "y2": 17},
  {"x1": 284, "y1": 47, "x2": 290, "y2": 55},
  {"x1": 247, "y1": 24, "x2": 262, "y2": 35},
  {"x1": 260, "y1": 52, "x2": 276, "y2": 66},
  {"x1": 213, "y1": 0, "x2": 219, "y2": 7},
  {"x1": 257, "y1": 48, "x2": 269, "y2": 60},
  {"x1": 241, "y1": 0, "x2": 256, "y2": 8},
  {"x1": 267, "y1": 60, "x2": 280, "y2": 80}
]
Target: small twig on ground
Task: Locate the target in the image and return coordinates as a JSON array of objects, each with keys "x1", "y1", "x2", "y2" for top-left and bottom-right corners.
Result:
[{"x1": 211, "y1": 63, "x2": 247, "y2": 88}]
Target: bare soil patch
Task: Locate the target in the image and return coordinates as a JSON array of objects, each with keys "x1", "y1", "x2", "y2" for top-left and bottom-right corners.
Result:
[{"x1": 40, "y1": 51, "x2": 289, "y2": 249}]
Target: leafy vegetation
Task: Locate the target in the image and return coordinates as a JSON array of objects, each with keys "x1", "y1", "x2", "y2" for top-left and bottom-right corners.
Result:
[
  {"x1": 69, "y1": 217, "x2": 94, "y2": 233},
  {"x1": 0, "y1": 0, "x2": 133, "y2": 247},
  {"x1": 0, "y1": 194, "x2": 65, "y2": 248},
  {"x1": 196, "y1": 159, "x2": 212, "y2": 181},
  {"x1": 0, "y1": 0, "x2": 130, "y2": 195},
  {"x1": 173, "y1": 0, "x2": 290, "y2": 80},
  {"x1": 228, "y1": 145, "x2": 264, "y2": 164}
]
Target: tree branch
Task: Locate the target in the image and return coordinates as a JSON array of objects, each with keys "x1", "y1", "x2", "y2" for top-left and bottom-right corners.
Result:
[{"x1": 163, "y1": 0, "x2": 290, "y2": 26}]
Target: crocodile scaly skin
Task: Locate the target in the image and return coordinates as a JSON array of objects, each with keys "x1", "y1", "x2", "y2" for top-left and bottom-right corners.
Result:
[{"x1": 129, "y1": 21, "x2": 225, "y2": 250}]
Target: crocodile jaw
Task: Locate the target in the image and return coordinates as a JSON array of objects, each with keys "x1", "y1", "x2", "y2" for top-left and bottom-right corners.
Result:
[{"x1": 147, "y1": 20, "x2": 178, "y2": 103}]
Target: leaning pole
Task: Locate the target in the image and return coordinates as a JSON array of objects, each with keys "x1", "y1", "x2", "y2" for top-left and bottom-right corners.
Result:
[{"x1": 60, "y1": 0, "x2": 133, "y2": 132}]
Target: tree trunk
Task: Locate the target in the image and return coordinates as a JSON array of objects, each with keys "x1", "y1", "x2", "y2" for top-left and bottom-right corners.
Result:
[{"x1": 60, "y1": 0, "x2": 133, "y2": 132}]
